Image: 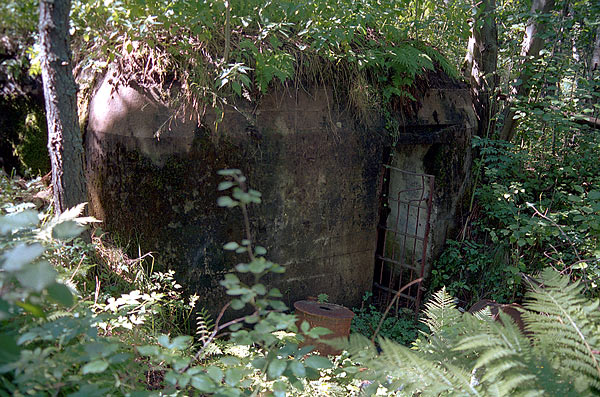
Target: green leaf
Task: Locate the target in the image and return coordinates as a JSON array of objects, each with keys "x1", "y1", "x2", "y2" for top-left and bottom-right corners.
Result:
[
  {"x1": 227, "y1": 287, "x2": 249, "y2": 295},
  {"x1": 218, "y1": 181, "x2": 235, "y2": 191},
  {"x1": 47, "y1": 282, "x2": 74, "y2": 306},
  {"x1": 225, "y1": 367, "x2": 243, "y2": 386},
  {"x1": 217, "y1": 169, "x2": 241, "y2": 176},
  {"x1": 267, "y1": 358, "x2": 287, "y2": 379},
  {"x1": 52, "y1": 220, "x2": 85, "y2": 240},
  {"x1": 16, "y1": 261, "x2": 56, "y2": 292},
  {"x1": 220, "y1": 356, "x2": 241, "y2": 366},
  {"x1": 165, "y1": 371, "x2": 178, "y2": 385},
  {"x1": 1, "y1": 243, "x2": 44, "y2": 272},
  {"x1": 289, "y1": 360, "x2": 306, "y2": 377},
  {"x1": 255, "y1": 246, "x2": 267, "y2": 255},
  {"x1": 306, "y1": 326, "x2": 332, "y2": 338},
  {"x1": 300, "y1": 321, "x2": 310, "y2": 333},
  {"x1": 304, "y1": 366, "x2": 321, "y2": 380},
  {"x1": 248, "y1": 260, "x2": 267, "y2": 274},
  {"x1": 588, "y1": 190, "x2": 600, "y2": 200},
  {"x1": 0, "y1": 210, "x2": 38, "y2": 234},
  {"x1": 137, "y1": 345, "x2": 160, "y2": 356},
  {"x1": 157, "y1": 334, "x2": 171, "y2": 347},
  {"x1": 273, "y1": 380, "x2": 287, "y2": 397},
  {"x1": 206, "y1": 366, "x2": 224, "y2": 383},
  {"x1": 15, "y1": 301, "x2": 44, "y2": 317},
  {"x1": 223, "y1": 241, "x2": 240, "y2": 251},
  {"x1": 304, "y1": 355, "x2": 332, "y2": 369},
  {"x1": 0, "y1": 298, "x2": 12, "y2": 321},
  {"x1": 170, "y1": 335, "x2": 193, "y2": 350},
  {"x1": 82, "y1": 359, "x2": 109, "y2": 374},
  {"x1": 0, "y1": 334, "x2": 20, "y2": 364},
  {"x1": 191, "y1": 374, "x2": 216, "y2": 392},
  {"x1": 67, "y1": 384, "x2": 110, "y2": 397},
  {"x1": 253, "y1": 284, "x2": 267, "y2": 295},
  {"x1": 251, "y1": 357, "x2": 267, "y2": 369},
  {"x1": 230, "y1": 299, "x2": 245, "y2": 310},
  {"x1": 217, "y1": 196, "x2": 237, "y2": 208},
  {"x1": 248, "y1": 189, "x2": 262, "y2": 198}
]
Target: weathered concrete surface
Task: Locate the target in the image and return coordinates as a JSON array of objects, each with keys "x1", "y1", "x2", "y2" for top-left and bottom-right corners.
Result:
[
  {"x1": 418, "y1": 88, "x2": 475, "y2": 265},
  {"x1": 384, "y1": 88, "x2": 474, "y2": 278},
  {"x1": 85, "y1": 71, "x2": 474, "y2": 312},
  {"x1": 86, "y1": 79, "x2": 386, "y2": 310}
]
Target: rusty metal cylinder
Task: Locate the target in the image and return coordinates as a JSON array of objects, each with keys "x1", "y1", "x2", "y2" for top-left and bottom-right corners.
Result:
[{"x1": 294, "y1": 300, "x2": 355, "y2": 356}]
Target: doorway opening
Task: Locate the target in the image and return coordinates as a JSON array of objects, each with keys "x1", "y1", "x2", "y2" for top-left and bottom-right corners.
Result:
[{"x1": 373, "y1": 163, "x2": 434, "y2": 313}]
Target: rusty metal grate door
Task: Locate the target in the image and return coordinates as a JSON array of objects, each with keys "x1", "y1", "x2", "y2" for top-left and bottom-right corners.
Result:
[{"x1": 374, "y1": 164, "x2": 434, "y2": 312}]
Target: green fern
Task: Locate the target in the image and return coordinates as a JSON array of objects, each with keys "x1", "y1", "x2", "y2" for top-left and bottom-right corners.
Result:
[
  {"x1": 195, "y1": 307, "x2": 214, "y2": 343},
  {"x1": 421, "y1": 287, "x2": 460, "y2": 334},
  {"x1": 523, "y1": 268, "x2": 600, "y2": 393},
  {"x1": 346, "y1": 269, "x2": 599, "y2": 396}
]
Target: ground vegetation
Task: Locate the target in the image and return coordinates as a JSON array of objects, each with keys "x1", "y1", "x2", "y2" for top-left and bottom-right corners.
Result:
[{"x1": 1, "y1": 0, "x2": 600, "y2": 395}]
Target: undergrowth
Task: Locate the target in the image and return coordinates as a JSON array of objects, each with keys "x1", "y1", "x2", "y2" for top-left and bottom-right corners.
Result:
[
  {"x1": 0, "y1": 170, "x2": 362, "y2": 396},
  {"x1": 350, "y1": 292, "x2": 423, "y2": 347}
]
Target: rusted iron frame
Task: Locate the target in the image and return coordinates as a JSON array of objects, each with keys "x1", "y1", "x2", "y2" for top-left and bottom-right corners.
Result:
[
  {"x1": 375, "y1": 164, "x2": 434, "y2": 314},
  {"x1": 415, "y1": 175, "x2": 434, "y2": 312},
  {"x1": 373, "y1": 282, "x2": 416, "y2": 301}
]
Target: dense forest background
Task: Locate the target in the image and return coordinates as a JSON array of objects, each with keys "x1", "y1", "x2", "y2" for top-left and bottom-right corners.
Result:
[{"x1": 1, "y1": 0, "x2": 600, "y2": 395}]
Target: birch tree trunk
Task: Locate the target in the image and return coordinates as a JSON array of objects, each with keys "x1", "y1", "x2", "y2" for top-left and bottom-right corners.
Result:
[
  {"x1": 465, "y1": 0, "x2": 498, "y2": 137},
  {"x1": 39, "y1": 0, "x2": 87, "y2": 215},
  {"x1": 590, "y1": 27, "x2": 600, "y2": 72},
  {"x1": 498, "y1": 0, "x2": 555, "y2": 142}
]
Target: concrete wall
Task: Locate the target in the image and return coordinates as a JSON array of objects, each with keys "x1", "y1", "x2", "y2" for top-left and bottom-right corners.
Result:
[
  {"x1": 86, "y1": 76, "x2": 386, "y2": 311},
  {"x1": 85, "y1": 73, "x2": 474, "y2": 311}
]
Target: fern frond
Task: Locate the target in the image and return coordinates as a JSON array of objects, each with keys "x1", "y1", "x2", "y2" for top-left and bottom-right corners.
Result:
[
  {"x1": 344, "y1": 333, "x2": 379, "y2": 364},
  {"x1": 195, "y1": 308, "x2": 214, "y2": 345},
  {"x1": 452, "y1": 311, "x2": 546, "y2": 395},
  {"x1": 523, "y1": 269, "x2": 600, "y2": 392},
  {"x1": 376, "y1": 337, "x2": 483, "y2": 396},
  {"x1": 421, "y1": 287, "x2": 461, "y2": 334},
  {"x1": 46, "y1": 310, "x2": 71, "y2": 321},
  {"x1": 203, "y1": 339, "x2": 223, "y2": 356}
]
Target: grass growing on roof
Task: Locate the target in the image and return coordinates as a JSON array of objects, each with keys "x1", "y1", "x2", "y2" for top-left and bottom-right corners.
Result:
[{"x1": 69, "y1": 0, "x2": 460, "y2": 130}]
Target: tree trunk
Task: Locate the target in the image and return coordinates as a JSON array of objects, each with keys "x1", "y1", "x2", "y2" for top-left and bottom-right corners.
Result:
[
  {"x1": 498, "y1": 0, "x2": 555, "y2": 142},
  {"x1": 39, "y1": 0, "x2": 87, "y2": 215},
  {"x1": 465, "y1": 0, "x2": 498, "y2": 137},
  {"x1": 591, "y1": 27, "x2": 600, "y2": 72}
]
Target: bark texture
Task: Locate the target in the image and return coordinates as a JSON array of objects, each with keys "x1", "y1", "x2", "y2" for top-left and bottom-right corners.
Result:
[
  {"x1": 499, "y1": 0, "x2": 555, "y2": 141},
  {"x1": 591, "y1": 27, "x2": 600, "y2": 72},
  {"x1": 39, "y1": 0, "x2": 87, "y2": 214},
  {"x1": 465, "y1": 0, "x2": 498, "y2": 137}
]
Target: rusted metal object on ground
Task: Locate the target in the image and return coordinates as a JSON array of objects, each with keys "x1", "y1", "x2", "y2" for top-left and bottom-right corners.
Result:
[
  {"x1": 294, "y1": 300, "x2": 355, "y2": 356},
  {"x1": 468, "y1": 299, "x2": 526, "y2": 333}
]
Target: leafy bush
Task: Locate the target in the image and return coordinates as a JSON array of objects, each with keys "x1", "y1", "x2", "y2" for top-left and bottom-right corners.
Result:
[
  {"x1": 429, "y1": 240, "x2": 517, "y2": 306},
  {"x1": 0, "y1": 171, "x2": 349, "y2": 396},
  {"x1": 351, "y1": 292, "x2": 422, "y2": 346},
  {"x1": 433, "y1": 131, "x2": 600, "y2": 305},
  {"x1": 346, "y1": 269, "x2": 600, "y2": 396}
]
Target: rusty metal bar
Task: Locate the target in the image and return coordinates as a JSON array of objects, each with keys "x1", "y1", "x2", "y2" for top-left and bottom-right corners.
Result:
[
  {"x1": 375, "y1": 256, "x2": 420, "y2": 273},
  {"x1": 374, "y1": 163, "x2": 435, "y2": 314},
  {"x1": 415, "y1": 174, "x2": 435, "y2": 311},
  {"x1": 373, "y1": 282, "x2": 417, "y2": 301},
  {"x1": 383, "y1": 164, "x2": 435, "y2": 178}
]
